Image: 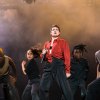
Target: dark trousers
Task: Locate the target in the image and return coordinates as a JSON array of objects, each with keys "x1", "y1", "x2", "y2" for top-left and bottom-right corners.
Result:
[
  {"x1": 85, "y1": 78, "x2": 100, "y2": 100},
  {"x1": 39, "y1": 58, "x2": 73, "y2": 100},
  {"x1": 3, "y1": 83, "x2": 20, "y2": 100},
  {"x1": 69, "y1": 79, "x2": 86, "y2": 100},
  {"x1": 22, "y1": 79, "x2": 40, "y2": 100},
  {"x1": 0, "y1": 75, "x2": 20, "y2": 100}
]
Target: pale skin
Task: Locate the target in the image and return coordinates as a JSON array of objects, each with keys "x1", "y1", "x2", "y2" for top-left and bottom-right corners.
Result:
[
  {"x1": 21, "y1": 60, "x2": 27, "y2": 75},
  {"x1": 42, "y1": 26, "x2": 71, "y2": 78},
  {"x1": 21, "y1": 50, "x2": 34, "y2": 75}
]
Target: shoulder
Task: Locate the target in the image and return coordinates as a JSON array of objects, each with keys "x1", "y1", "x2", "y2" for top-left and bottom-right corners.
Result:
[
  {"x1": 59, "y1": 38, "x2": 68, "y2": 43},
  {"x1": 58, "y1": 38, "x2": 70, "y2": 48},
  {"x1": 44, "y1": 41, "x2": 50, "y2": 46},
  {"x1": 59, "y1": 38, "x2": 66, "y2": 42},
  {"x1": 71, "y1": 57, "x2": 76, "y2": 63},
  {"x1": 4, "y1": 55, "x2": 14, "y2": 64},
  {"x1": 4, "y1": 55, "x2": 12, "y2": 61},
  {"x1": 30, "y1": 59, "x2": 37, "y2": 64}
]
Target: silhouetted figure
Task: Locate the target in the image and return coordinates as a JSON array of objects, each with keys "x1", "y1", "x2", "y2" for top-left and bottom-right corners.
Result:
[
  {"x1": 0, "y1": 48, "x2": 20, "y2": 100},
  {"x1": 85, "y1": 50, "x2": 100, "y2": 100},
  {"x1": 69, "y1": 44, "x2": 89, "y2": 100},
  {"x1": 39, "y1": 25, "x2": 73, "y2": 100},
  {"x1": 21, "y1": 48, "x2": 40, "y2": 100}
]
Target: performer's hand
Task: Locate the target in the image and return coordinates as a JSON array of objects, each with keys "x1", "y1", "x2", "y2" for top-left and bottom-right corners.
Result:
[
  {"x1": 66, "y1": 73, "x2": 71, "y2": 78},
  {"x1": 42, "y1": 49, "x2": 48, "y2": 55}
]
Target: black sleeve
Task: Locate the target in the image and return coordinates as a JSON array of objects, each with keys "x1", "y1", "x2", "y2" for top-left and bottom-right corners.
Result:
[
  {"x1": 84, "y1": 59, "x2": 89, "y2": 81},
  {"x1": 85, "y1": 59, "x2": 89, "y2": 72}
]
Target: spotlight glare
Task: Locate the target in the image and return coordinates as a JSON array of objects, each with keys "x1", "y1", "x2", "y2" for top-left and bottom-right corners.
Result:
[{"x1": 23, "y1": 0, "x2": 36, "y2": 4}]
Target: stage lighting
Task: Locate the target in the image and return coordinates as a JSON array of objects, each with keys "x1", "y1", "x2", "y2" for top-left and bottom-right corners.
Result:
[{"x1": 23, "y1": 0, "x2": 36, "y2": 4}]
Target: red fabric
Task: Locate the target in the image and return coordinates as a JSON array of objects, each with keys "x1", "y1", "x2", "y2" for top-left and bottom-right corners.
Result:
[{"x1": 42, "y1": 37, "x2": 71, "y2": 73}]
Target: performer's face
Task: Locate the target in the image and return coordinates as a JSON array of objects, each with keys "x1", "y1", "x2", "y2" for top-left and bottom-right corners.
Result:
[
  {"x1": 73, "y1": 49, "x2": 82, "y2": 59},
  {"x1": 50, "y1": 27, "x2": 60, "y2": 37},
  {"x1": 26, "y1": 50, "x2": 34, "y2": 60}
]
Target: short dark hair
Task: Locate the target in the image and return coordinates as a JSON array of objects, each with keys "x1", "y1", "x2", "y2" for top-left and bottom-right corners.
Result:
[
  {"x1": 29, "y1": 47, "x2": 40, "y2": 58},
  {"x1": 72, "y1": 44, "x2": 87, "y2": 56},
  {"x1": 51, "y1": 25, "x2": 60, "y2": 32}
]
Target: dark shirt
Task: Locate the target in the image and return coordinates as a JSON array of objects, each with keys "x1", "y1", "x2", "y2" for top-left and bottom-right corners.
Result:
[
  {"x1": 25, "y1": 58, "x2": 40, "y2": 80},
  {"x1": 70, "y1": 57, "x2": 89, "y2": 80},
  {"x1": 42, "y1": 37, "x2": 70, "y2": 73},
  {"x1": 34, "y1": 57, "x2": 43, "y2": 76}
]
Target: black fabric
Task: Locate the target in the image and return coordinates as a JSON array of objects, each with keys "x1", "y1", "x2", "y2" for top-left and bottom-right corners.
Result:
[
  {"x1": 22, "y1": 80, "x2": 40, "y2": 100},
  {"x1": 34, "y1": 57, "x2": 44, "y2": 76},
  {"x1": 70, "y1": 57, "x2": 89, "y2": 80},
  {"x1": 68, "y1": 57, "x2": 89, "y2": 99},
  {"x1": 39, "y1": 57, "x2": 73, "y2": 100},
  {"x1": 0, "y1": 75, "x2": 20, "y2": 100},
  {"x1": 25, "y1": 59, "x2": 40, "y2": 80},
  {"x1": 22, "y1": 58, "x2": 40, "y2": 100},
  {"x1": 0, "y1": 75, "x2": 9, "y2": 83},
  {"x1": 85, "y1": 78, "x2": 100, "y2": 100}
]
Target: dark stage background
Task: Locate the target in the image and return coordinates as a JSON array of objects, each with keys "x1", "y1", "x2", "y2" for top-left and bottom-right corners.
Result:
[{"x1": 0, "y1": 0, "x2": 100, "y2": 100}]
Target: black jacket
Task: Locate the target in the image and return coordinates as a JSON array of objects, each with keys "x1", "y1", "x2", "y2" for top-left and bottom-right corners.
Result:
[
  {"x1": 25, "y1": 58, "x2": 40, "y2": 80},
  {"x1": 70, "y1": 57, "x2": 89, "y2": 80}
]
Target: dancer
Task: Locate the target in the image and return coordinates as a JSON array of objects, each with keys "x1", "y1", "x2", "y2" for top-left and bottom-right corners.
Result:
[
  {"x1": 85, "y1": 50, "x2": 100, "y2": 100},
  {"x1": 21, "y1": 48, "x2": 40, "y2": 100},
  {"x1": 39, "y1": 25, "x2": 73, "y2": 100},
  {"x1": 0, "y1": 48, "x2": 20, "y2": 100},
  {"x1": 69, "y1": 44, "x2": 89, "y2": 100}
]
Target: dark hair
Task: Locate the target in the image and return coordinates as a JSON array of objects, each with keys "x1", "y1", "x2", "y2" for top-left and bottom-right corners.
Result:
[
  {"x1": 29, "y1": 47, "x2": 41, "y2": 58},
  {"x1": 72, "y1": 44, "x2": 87, "y2": 55},
  {"x1": 51, "y1": 25, "x2": 60, "y2": 32}
]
